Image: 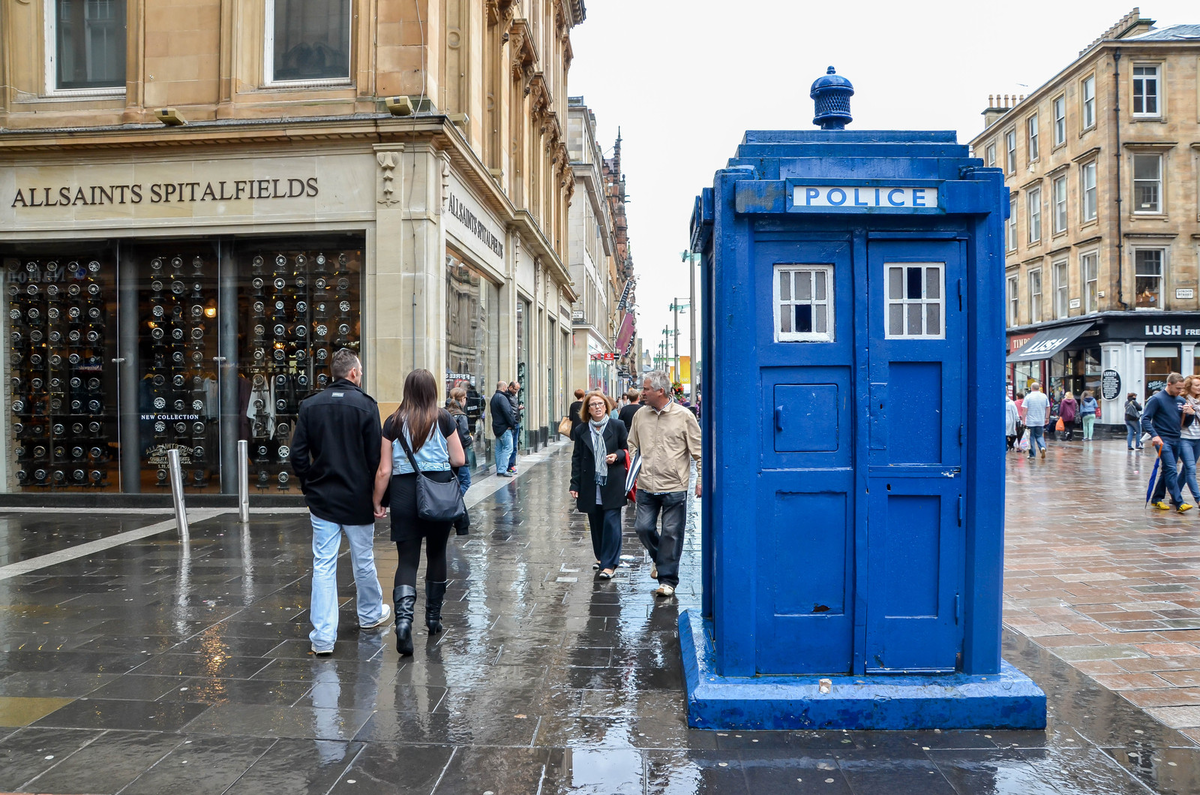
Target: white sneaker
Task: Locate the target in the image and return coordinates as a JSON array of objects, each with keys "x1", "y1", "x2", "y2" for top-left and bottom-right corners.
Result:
[{"x1": 361, "y1": 602, "x2": 392, "y2": 630}]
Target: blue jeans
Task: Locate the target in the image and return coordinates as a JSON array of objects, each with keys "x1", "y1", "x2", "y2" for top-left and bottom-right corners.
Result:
[
  {"x1": 308, "y1": 515, "x2": 385, "y2": 651},
  {"x1": 1179, "y1": 438, "x2": 1200, "y2": 504},
  {"x1": 508, "y1": 425, "x2": 521, "y2": 470},
  {"x1": 1127, "y1": 421, "x2": 1142, "y2": 448},
  {"x1": 494, "y1": 429, "x2": 513, "y2": 475},
  {"x1": 635, "y1": 490, "x2": 687, "y2": 587},
  {"x1": 1027, "y1": 425, "x2": 1046, "y2": 455}
]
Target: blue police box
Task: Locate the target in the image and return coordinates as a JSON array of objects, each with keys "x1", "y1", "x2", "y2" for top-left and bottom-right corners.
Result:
[{"x1": 680, "y1": 69, "x2": 1046, "y2": 730}]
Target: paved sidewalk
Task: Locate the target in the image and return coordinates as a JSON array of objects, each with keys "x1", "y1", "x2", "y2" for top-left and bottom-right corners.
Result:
[{"x1": 0, "y1": 442, "x2": 1194, "y2": 793}]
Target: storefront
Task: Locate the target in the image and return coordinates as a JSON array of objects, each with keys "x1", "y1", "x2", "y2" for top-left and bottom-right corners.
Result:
[{"x1": 1, "y1": 120, "x2": 576, "y2": 499}]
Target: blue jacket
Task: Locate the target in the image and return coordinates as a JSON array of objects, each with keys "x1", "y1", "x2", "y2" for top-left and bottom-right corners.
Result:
[{"x1": 1141, "y1": 390, "x2": 1184, "y2": 440}]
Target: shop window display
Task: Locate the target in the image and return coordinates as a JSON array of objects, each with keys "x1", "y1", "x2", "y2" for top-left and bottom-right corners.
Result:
[{"x1": 5, "y1": 254, "x2": 118, "y2": 490}]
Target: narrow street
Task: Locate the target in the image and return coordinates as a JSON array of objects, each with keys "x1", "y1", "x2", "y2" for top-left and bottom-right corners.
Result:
[{"x1": 0, "y1": 442, "x2": 1193, "y2": 793}]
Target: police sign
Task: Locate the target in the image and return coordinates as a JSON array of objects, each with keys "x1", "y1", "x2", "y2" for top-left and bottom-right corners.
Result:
[{"x1": 792, "y1": 185, "x2": 938, "y2": 210}]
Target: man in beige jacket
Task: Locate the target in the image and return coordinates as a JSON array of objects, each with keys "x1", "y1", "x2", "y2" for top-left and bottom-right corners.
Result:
[{"x1": 628, "y1": 370, "x2": 702, "y2": 598}]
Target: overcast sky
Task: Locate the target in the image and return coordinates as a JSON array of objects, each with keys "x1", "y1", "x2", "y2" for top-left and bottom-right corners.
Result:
[{"x1": 566, "y1": 0, "x2": 1197, "y2": 370}]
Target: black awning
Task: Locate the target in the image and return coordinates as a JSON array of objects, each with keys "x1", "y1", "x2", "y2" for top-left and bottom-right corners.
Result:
[{"x1": 1006, "y1": 323, "x2": 1094, "y2": 363}]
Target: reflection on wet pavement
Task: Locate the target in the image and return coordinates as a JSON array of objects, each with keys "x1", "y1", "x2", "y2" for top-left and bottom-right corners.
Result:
[{"x1": 0, "y1": 443, "x2": 1193, "y2": 792}]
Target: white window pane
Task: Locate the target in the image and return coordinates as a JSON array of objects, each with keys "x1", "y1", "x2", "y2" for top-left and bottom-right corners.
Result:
[
  {"x1": 888, "y1": 304, "x2": 903, "y2": 336},
  {"x1": 927, "y1": 304, "x2": 941, "y2": 336}
]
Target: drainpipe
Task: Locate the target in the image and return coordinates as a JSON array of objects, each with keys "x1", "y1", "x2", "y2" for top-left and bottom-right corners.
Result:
[{"x1": 1113, "y1": 48, "x2": 1127, "y2": 310}]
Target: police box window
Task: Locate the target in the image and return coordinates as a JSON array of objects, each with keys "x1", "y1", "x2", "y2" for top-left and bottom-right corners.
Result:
[
  {"x1": 773, "y1": 264, "x2": 834, "y2": 342},
  {"x1": 885, "y1": 263, "x2": 944, "y2": 339},
  {"x1": 51, "y1": 0, "x2": 126, "y2": 91},
  {"x1": 266, "y1": 0, "x2": 351, "y2": 84}
]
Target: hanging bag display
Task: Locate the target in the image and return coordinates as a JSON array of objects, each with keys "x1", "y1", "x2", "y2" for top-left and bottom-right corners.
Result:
[{"x1": 396, "y1": 430, "x2": 465, "y2": 523}]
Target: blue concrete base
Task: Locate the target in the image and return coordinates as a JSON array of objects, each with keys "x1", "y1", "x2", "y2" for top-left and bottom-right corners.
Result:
[{"x1": 679, "y1": 610, "x2": 1047, "y2": 730}]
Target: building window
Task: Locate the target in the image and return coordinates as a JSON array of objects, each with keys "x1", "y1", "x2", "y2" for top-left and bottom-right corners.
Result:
[
  {"x1": 1132, "y1": 64, "x2": 1160, "y2": 117},
  {"x1": 1135, "y1": 249, "x2": 1164, "y2": 309},
  {"x1": 1081, "y1": 161, "x2": 1097, "y2": 222},
  {"x1": 985, "y1": 142, "x2": 997, "y2": 169},
  {"x1": 1081, "y1": 251, "x2": 1098, "y2": 313},
  {"x1": 1007, "y1": 198, "x2": 1018, "y2": 252},
  {"x1": 50, "y1": 0, "x2": 127, "y2": 91},
  {"x1": 1082, "y1": 75, "x2": 1096, "y2": 130},
  {"x1": 774, "y1": 265, "x2": 834, "y2": 342},
  {"x1": 1132, "y1": 153, "x2": 1162, "y2": 214},
  {"x1": 885, "y1": 263, "x2": 944, "y2": 339},
  {"x1": 1053, "y1": 95, "x2": 1066, "y2": 146},
  {"x1": 1052, "y1": 259, "x2": 1068, "y2": 319},
  {"x1": 265, "y1": 0, "x2": 352, "y2": 84},
  {"x1": 1027, "y1": 187, "x2": 1042, "y2": 245},
  {"x1": 1052, "y1": 175, "x2": 1067, "y2": 235},
  {"x1": 1007, "y1": 273, "x2": 1019, "y2": 327},
  {"x1": 1029, "y1": 269, "x2": 1043, "y2": 323},
  {"x1": 1026, "y1": 115, "x2": 1039, "y2": 163},
  {"x1": 1005, "y1": 130, "x2": 1016, "y2": 175}
]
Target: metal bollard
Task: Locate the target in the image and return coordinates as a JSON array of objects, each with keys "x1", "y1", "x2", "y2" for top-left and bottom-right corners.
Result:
[
  {"x1": 237, "y1": 439, "x2": 250, "y2": 524},
  {"x1": 167, "y1": 448, "x2": 189, "y2": 538}
]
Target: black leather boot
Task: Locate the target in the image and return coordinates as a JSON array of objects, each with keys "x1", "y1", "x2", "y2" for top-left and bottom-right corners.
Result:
[
  {"x1": 393, "y1": 585, "x2": 417, "y2": 656},
  {"x1": 426, "y1": 580, "x2": 448, "y2": 634}
]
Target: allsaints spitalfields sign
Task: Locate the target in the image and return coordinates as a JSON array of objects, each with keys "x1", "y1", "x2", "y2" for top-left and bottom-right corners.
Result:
[{"x1": 10, "y1": 178, "x2": 320, "y2": 208}]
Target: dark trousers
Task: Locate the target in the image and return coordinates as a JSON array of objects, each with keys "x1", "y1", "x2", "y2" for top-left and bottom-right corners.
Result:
[
  {"x1": 586, "y1": 506, "x2": 623, "y2": 571},
  {"x1": 635, "y1": 490, "x2": 687, "y2": 587}
]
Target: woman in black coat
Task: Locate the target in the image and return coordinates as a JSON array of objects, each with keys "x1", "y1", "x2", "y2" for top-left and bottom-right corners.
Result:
[{"x1": 570, "y1": 390, "x2": 628, "y2": 579}]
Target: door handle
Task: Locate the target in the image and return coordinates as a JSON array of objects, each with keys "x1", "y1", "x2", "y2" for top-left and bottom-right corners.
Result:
[{"x1": 774, "y1": 405, "x2": 783, "y2": 432}]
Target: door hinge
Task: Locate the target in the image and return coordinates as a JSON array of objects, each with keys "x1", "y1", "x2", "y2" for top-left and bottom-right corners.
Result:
[
  {"x1": 957, "y1": 494, "x2": 963, "y2": 526},
  {"x1": 955, "y1": 592, "x2": 962, "y2": 624},
  {"x1": 957, "y1": 278, "x2": 963, "y2": 311}
]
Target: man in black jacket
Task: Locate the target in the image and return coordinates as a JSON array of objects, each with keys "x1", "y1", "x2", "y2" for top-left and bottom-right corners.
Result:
[
  {"x1": 289, "y1": 349, "x2": 390, "y2": 655},
  {"x1": 490, "y1": 381, "x2": 517, "y2": 477}
]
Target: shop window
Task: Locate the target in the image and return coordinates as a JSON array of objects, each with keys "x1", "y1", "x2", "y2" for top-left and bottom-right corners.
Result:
[
  {"x1": 1133, "y1": 154, "x2": 1162, "y2": 214},
  {"x1": 1081, "y1": 75, "x2": 1096, "y2": 130},
  {"x1": 1026, "y1": 114, "x2": 1039, "y2": 163},
  {"x1": 1006, "y1": 273, "x2": 1019, "y2": 327},
  {"x1": 1027, "y1": 187, "x2": 1042, "y2": 245},
  {"x1": 5, "y1": 254, "x2": 118, "y2": 491},
  {"x1": 1132, "y1": 64, "x2": 1160, "y2": 117},
  {"x1": 1134, "y1": 249, "x2": 1164, "y2": 310},
  {"x1": 1052, "y1": 260, "x2": 1068, "y2": 319},
  {"x1": 1081, "y1": 251, "x2": 1098, "y2": 313},
  {"x1": 266, "y1": 0, "x2": 351, "y2": 84},
  {"x1": 1052, "y1": 175, "x2": 1068, "y2": 235},
  {"x1": 50, "y1": 0, "x2": 126, "y2": 91},
  {"x1": 885, "y1": 263, "x2": 944, "y2": 339},
  {"x1": 446, "y1": 252, "x2": 498, "y2": 471},
  {"x1": 1081, "y1": 161, "x2": 1097, "y2": 222},
  {"x1": 1052, "y1": 95, "x2": 1066, "y2": 146},
  {"x1": 774, "y1": 265, "x2": 834, "y2": 342},
  {"x1": 1029, "y1": 269, "x2": 1043, "y2": 324},
  {"x1": 1005, "y1": 129, "x2": 1016, "y2": 175}
]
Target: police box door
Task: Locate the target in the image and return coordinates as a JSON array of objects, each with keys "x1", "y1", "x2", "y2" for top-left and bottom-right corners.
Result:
[{"x1": 864, "y1": 238, "x2": 966, "y2": 672}]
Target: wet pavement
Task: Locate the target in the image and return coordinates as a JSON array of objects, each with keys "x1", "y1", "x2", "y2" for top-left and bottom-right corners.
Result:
[{"x1": 0, "y1": 440, "x2": 1195, "y2": 793}]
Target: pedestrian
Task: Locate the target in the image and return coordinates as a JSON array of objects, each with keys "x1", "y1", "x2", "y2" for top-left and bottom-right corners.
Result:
[
  {"x1": 288, "y1": 349, "x2": 391, "y2": 657},
  {"x1": 1058, "y1": 391, "x2": 1077, "y2": 441},
  {"x1": 490, "y1": 380, "x2": 517, "y2": 477},
  {"x1": 1142, "y1": 372, "x2": 1191, "y2": 513},
  {"x1": 446, "y1": 386, "x2": 473, "y2": 534},
  {"x1": 1021, "y1": 382, "x2": 1050, "y2": 460},
  {"x1": 507, "y1": 380, "x2": 524, "y2": 474},
  {"x1": 372, "y1": 369, "x2": 468, "y2": 655},
  {"x1": 570, "y1": 390, "x2": 629, "y2": 579},
  {"x1": 618, "y1": 389, "x2": 642, "y2": 432},
  {"x1": 1005, "y1": 392, "x2": 1020, "y2": 451},
  {"x1": 1125, "y1": 392, "x2": 1144, "y2": 450},
  {"x1": 628, "y1": 369, "x2": 702, "y2": 598},
  {"x1": 1080, "y1": 390, "x2": 1098, "y2": 441},
  {"x1": 568, "y1": 388, "x2": 586, "y2": 439}
]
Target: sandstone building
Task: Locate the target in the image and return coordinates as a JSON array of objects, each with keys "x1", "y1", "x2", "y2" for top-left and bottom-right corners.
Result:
[
  {"x1": 0, "y1": 0, "x2": 587, "y2": 495},
  {"x1": 969, "y1": 8, "x2": 1200, "y2": 430}
]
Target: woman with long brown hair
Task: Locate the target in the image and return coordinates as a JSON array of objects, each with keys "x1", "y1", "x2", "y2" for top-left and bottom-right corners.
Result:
[{"x1": 373, "y1": 369, "x2": 466, "y2": 656}]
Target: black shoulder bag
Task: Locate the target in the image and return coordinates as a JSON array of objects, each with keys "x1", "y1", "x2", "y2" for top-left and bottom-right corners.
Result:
[{"x1": 396, "y1": 429, "x2": 465, "y2": 524}]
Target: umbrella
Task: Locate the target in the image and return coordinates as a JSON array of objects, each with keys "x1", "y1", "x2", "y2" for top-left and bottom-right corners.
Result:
[{"x1": 1146, "y1": 442, "x2": 1163, "y2": 506}]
